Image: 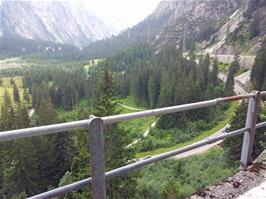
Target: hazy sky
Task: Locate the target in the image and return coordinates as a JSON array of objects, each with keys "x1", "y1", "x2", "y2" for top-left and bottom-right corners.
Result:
[
  {"x1": 0, "y1": 0, "x2": 162, "y2": 32},
  {"x1": 72, "y1": 0, "x2": 162, "y2": 32}
]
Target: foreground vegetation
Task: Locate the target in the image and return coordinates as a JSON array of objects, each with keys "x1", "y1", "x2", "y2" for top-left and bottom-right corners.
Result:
[{"x1": 135, "y1": 148, "x2": 236, "y2": 199}]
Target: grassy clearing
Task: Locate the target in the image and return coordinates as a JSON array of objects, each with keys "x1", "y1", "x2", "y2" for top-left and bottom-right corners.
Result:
[
  {"x1": 56, "y1": 96, "x2": 155, "y2": 142},
  {"x1": 218, "y1": 62, "x2": 230, "y2": 74},
  {"x1": 117, "y1": 96, "x2": 155, "y2": 139},
  {"x1": 56, "y1": 99, "x2": 91, "y2": 122},
  {"x1": 0, "y1": 76, "x2": 25, "y2": 106},
  {"x1": 218, "y1": 61, "x2": 248, "y2": 77},
  {"x1": 117, "y1": 96, "x2": 145, "y2": 113},
  {"x1": 56, "y1": 95, "x2": 154, "y2": 143},
  {"x1": 136, "y1": 102, "x2": 238, "y2": 158}
]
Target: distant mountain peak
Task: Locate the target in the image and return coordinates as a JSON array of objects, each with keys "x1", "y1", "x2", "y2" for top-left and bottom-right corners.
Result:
[{"x1": 0, "y1": 0, "x2": 117, "y2": 46}]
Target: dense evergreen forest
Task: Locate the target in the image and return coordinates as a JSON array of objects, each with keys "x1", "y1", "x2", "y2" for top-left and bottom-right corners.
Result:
[
  {"x1": 0, "y1": 36, "x2": 82, "y2": 60},
  {"x1": 1, "y1": 38, "x2": 266, "y2": 198}
]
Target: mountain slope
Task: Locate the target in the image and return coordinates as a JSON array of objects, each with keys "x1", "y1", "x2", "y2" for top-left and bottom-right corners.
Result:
[
  {"x1": 82, "y1": 0, "x2": 244, "y2": 58},
  {"x1": 154, "y1": 0, "x2": 243, "y2": 49},
  {"x1": 153, "y1": 0, "x2": 265, "y2": 55},
  {"x1": 217, "y1": 0, "x2": 266, "y2": 54},
  {"x1": 0, "y1": 0, "x2": 116, "y2": 46},
  {"x1": 83, "y1": 0, "x2": 265, "y2": 59},
  {"x1": 81, "y1": 0, "x2": 181, "y2": 58}
]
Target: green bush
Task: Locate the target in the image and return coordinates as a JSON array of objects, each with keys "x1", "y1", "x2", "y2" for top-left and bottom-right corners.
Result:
[{"x1": 134, "y1": 149, "x2": 236, "y2": 198}]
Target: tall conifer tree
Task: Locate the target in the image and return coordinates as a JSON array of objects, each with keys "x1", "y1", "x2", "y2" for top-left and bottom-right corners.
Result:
[
  {"x1": 93, "y1": 64, "x2": 136, "y2": 198},
  {"x1": 13, "y1": 82, "x2": 20, "y2": 103}
]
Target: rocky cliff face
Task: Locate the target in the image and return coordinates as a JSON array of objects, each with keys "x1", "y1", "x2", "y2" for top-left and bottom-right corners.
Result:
[
  {"x1": 152, "y1": 0, "x2": 265, "y2": 55},
  {"x1": 217, "y1": 0, "x2": 266, "y2": 55},
  {"x1": 0, "y1": 0, "x2": 116, "y2": 46},
  {"x1": 84, "y1": 0, "x2": 265, "y2": 59},
  {"x1": 153, "y1": 0, "x2": 243, "y2": 51}
]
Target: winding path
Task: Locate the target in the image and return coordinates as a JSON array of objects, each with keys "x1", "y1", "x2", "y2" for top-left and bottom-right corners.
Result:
[
  {"x1": 126, "y1": 120, "x2": 157, "y2": 148},
  {"x1": 117, "y1": 102, "x2": 157, "y2": 148},
  {"x1": 117, "y1": 103, "x2": 143, "y2": 111}
]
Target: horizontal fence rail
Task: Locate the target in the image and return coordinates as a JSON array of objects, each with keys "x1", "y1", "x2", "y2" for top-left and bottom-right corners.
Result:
[
  {"x1": 1, "y1": 93, "x2": 265, "y2": 142},
  {"x1": 1, "y1": 91, "x2": 266, "y2": 199},
  {"x1": 27, "y1": 122, "x2": 266, "y2": 199}
]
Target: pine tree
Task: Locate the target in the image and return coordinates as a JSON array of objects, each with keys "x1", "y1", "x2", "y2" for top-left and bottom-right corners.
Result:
[
  {"x1": 94, "y1": 65, "x2": 117, "y2": 116},
  {"x1": 10, "y1": 77, "x2": 15, "y2": 85},
  {"x1": 15, "y1": 104, "x2": 30, "y2": 128},
  {"x1": 223, "y1": 102, "x2": 266, "y2": 165},
  {"x1": 13, "y1": 82, "x2": 20, "y2": 103},
  {"x1": 230, "y1": 54, "x2": 240, "y2": 74},
  {"x1": 34, "y1": 96, "x2": 61, "y2": 191},
  {"x1": 148, "y1": 74, "x2": 160, "y2": 108},
  {"x1": 1, "y1": 103, "x2": 39, "y2": 197},
  {"x1": 2, "y1": 138, "x2": 39, "y2": 197},
  {"x1": 0, "y1": 90, "x2": 15, "y2": 130},
  {"x1": 23, "y1": 89, "x2": 30, "y2": 103},
  {"x1": 199, "y1": 54, "x2": 210, "y2": 90},
  {"x1": 0, "y1": 90, "x2": 14, "y2": 198},
  {"x1": 251, "y1": 41, "x2": 266, "y2": 90},
  {"x1": 159, "y1": 72, "x2": 172, "y2": 107},
  {"x1": 93, "y1": 65, "x2": 137, "y2": 198},
  {"x1": 211, "y1": 57, "x2": 219, "y2": 86},
  {"x1": 36, "y1": 96, "x2": 57, "y2": 125},
  {"x1": 225, "y1": 67, "x2": 235, "y2": 96}
]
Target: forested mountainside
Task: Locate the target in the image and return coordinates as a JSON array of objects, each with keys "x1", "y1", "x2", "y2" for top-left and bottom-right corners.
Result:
[
  {"x1": 0, "y1": 36, "x2": 82, "y2": 59},
  {"x1": 1, "y1": 0, "x2": 265, "y2": 59},
  {"x1": 82, "y1": 0, "x2": 265, "y2": 59},
  {"x1": 0, "y1": 0, "x2": 116, "y2": 46}
]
